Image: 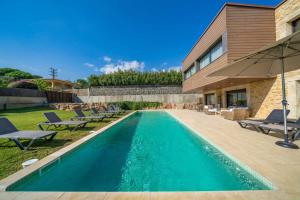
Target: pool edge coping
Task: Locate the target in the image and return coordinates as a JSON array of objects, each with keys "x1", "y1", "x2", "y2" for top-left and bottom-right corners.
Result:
[
  {"x1": 166, "y1": 110, "x2": 276, "y2": 191},
  {"x1": 0, "y1": 111, "x2": 137, "y2": 192}
]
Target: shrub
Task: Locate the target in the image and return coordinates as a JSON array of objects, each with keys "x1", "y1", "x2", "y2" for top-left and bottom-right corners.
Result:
[
  {"x1": 108, "y1": 101, "x2": 162, "y2": 110},
  {"x1": 88, "y1": 70, "x2": 182, "y2": 86}
]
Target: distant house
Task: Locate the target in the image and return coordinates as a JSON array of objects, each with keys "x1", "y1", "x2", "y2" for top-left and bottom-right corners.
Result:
[
  {"x1": 9, "y1": 79, "x2": 74, "y2": 92},
  {"x1": 43, "y1": 79, "x2": 74, "y2": 92}
]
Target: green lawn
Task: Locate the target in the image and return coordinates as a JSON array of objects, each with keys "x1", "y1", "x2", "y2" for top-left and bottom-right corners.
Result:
[{"x1": 0, "y1": 106, "x2": 128, "y2": 180}]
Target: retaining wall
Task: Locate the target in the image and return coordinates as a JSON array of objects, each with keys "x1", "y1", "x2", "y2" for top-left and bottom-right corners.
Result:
[
  {"x1": 0, "y1": 88, "x2": 47, "y2": 110},
  {"x1": 77, "y1": 93, "x2": 201, "y2": 104}
]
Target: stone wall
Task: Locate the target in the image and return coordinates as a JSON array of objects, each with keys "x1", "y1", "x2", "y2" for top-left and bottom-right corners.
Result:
[
  {"x1": 249, "y1": 78, "x2": 283, "y2": 118},
  {"x1": 275, "y1": 0, "x2": 300, "y2": 40},
  {"x1": 274, "y1": 0, "x2": 300, "y2": 118},
  {"x1": 77, "y1": 93, "x2": 201, "y2": 104},
  {"x1": 49, "y1": 102, "x2": 200, "y2": 111},
  {"x1": 74, "y1": 86, "x2": 183, "y2": 96}
]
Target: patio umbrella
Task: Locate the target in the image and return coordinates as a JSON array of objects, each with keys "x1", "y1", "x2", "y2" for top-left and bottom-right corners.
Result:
[{"x1": 209, "y1": 30, "x2": 300, "y2": 149}]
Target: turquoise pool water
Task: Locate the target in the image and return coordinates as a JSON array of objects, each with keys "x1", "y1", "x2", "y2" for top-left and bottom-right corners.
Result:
[{"x1": 7, "y1": 111, "x2": 271, "y2": 191}]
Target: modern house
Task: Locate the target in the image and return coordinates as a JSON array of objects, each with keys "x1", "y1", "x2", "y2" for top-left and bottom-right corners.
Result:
[{"x1": 182, "y1": 0, "x2": 300, "y2": 118}]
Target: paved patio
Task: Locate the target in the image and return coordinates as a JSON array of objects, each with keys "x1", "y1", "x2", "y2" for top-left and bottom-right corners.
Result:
[{"x1": 1, "y1": 110, "x2": 300, "y2": 199}]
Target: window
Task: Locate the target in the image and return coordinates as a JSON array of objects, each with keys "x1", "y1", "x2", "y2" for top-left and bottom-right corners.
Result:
[
  {"x1": 199, "y1": 53, "x2": 210, "y2": 69},
  {"x1": 184, "y1": 64, "x2": 196, "y2": 80},
  {"x1": 205, "y1": 93, "x2": 215, "y2": 105},
  {"x1": 292, "y1": 18, "x2": 300, "y2": 33},
  {"x1": 211, "y1": 41, "x2": 223, "y2": 61},
  {"x1": 226, "y1": 89, "x2": 247, "y2": 108},
  {"x1": 184, "y1": 38, "x2": 224, "y2": 80},
  {"x1": 190, "y1": 65, "x2": 196, "y2": 75},
  {"x1": 197, "y1": 39, "x2": 223, "y2": 70}
]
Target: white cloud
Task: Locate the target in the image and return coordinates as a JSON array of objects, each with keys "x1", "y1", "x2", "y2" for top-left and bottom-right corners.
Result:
[
  {"x1": 98, "y1": 60, "x2": 145, "y2": 74},
  {"x1": 103, "y1": 56, "x2": 112, "y2": 63},
  {"x1": 162, "y1": 62, "x2": 168, "y2": 67},
  {"x1": 84, "y1": 62, "x2": 95, "y2": 68},
  {"x1": 167, "y1": 66, "x2": 181, "y2": 72}
]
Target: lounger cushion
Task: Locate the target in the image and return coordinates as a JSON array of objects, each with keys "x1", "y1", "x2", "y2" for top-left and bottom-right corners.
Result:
[
  {"x1": 239, "y1": 120, "x2": 263, "y2": 125},
  {"x1": 259, "y1": 124, "x2": 293, "y2": 132},
  {"x1": 0, "y1": 130, "x2": 56, "y2": 139},
  {"x1": 50, "y1": 121, "x2": 87, "y2": 125}
]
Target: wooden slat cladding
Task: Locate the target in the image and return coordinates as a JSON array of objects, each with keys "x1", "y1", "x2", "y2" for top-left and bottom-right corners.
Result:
[
  {"x1": 226, "y1": 6, "x2": 276, "y2": 62},
  {"x1": 182, "y1": 8, "x2": 227, "y2": 71},
  {"x1": 182, "y1": 4, "x2": 276, "y2": 93},
  {"x1": 182, "y1": 54, "x2": 228, "y2": 93}
]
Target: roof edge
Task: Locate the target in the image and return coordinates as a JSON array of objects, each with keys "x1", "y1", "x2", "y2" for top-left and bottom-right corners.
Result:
[
  {"x1": 182, "y1": 2, "x2": 275, "y2": 65},
  {"x1": 275, "y1": 0, "x2": 287, "y2": 9}
]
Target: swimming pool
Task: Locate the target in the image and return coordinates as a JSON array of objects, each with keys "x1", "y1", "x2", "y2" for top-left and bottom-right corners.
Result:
[{"x1": 7, "y1": 111, "x2": 271, "y2": 191}]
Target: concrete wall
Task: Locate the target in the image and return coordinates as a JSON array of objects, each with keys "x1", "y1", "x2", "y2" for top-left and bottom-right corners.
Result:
[
  {"x1": 77, "y1": 94, "x2": 202, "y2": 104},
  {"x1": 0, "y1": 96, "x2": 48, "y2": 110}
]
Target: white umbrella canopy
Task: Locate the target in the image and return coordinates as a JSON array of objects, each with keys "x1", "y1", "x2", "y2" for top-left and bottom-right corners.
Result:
[{"x1": 209, "y1": 30, "x2": 300, "y2": 149}]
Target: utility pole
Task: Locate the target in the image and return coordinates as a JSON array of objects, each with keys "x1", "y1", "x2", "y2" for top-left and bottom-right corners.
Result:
[
  {"x1": 49, "y1": 67, "x2": 58, "y2": 80},
  {"x1": 49, "y1": 67, "x2": 58, "y2": 90}
]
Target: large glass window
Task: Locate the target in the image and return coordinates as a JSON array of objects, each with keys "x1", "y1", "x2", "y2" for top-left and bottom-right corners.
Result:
[
  {"x1": 211, "y1": 41, "x2": 223, "y2": 61},
  {"x1": 292, "y1": 18, "x2": 300, "y2": 33},
  {"x1": 205, "y1": 93, "x2": 215, "y2": 105},
  {"x1": 199, "y1": 53, "x2": 210, "y2": 69},
  {"x1": 197, "y1": 39, "x2": 223, "y2": 70},
  {"x1": 190, "y1": 65, "x2": 196, "y2": 75},
  {"x1": 183, "y1": 64, "x2": 195, "y2": 80},
  {"x1": 226, "y1": 89, "x2": 247, "y2": 108},
  {"x1": 184, "y1": 38, "x2": 224, "y2": 80}
]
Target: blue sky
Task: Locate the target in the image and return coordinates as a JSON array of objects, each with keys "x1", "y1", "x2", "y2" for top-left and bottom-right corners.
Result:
[{"x1": 0, "y1": 0, "x2": 281, "y2": 81}]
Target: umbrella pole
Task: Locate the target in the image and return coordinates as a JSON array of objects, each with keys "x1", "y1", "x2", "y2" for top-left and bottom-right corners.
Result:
[{"x1": 275, "y1": 46, "x2": 299, "y2": 149}]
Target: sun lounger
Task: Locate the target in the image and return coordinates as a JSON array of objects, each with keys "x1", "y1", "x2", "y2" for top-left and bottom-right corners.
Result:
[
  {"x1": 237, "y1": 109, "x2": 290, "y2": 132},
  {"x1": 91, "y1": 108, "x2": 114, "y2": 118},
  {"x1": 259, "y1": 118, "x2": 300, "y2": 141},
  {"x1": 110, "y1": 104, "x2": 125, "y2": 114},
  {"x1": 38, "y1": 112, "x2": 88, "y2": 132},
  {"x1": 72, "y1": 109, "x2": 105, "y2": 122},
  {"x1": 0, "y1": 118, "x2": 57, "y2": 150},
  {"x1": 106, "y1": 105, "x2": 121, "y2": 114}
]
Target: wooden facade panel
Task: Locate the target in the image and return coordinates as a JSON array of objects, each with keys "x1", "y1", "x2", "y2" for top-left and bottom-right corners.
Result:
[
  {"x1": 182, "y1": 8, "x2": 227, "y2": 71},
  {"x1": 182, "y1": 4, "x2": 276, "y2": 93},
  {"x1": 226, "y1": 6, "x2": 276, "y2": 62},
  {"x1": 182, "y1": 54, "x2": 228, "y2": 92}
]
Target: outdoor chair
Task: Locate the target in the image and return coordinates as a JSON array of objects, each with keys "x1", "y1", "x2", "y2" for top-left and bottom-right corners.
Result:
[
  {"x1": 259, "y1": 118, "x2": 300, "y2": 141},
  {"x1": 72, "y1": 109, "x2": 106, "y2": 122},
  {"x1": 221, "y1": 107, "x2": 250, "y2": 121},
  {"x1": 38, "y1": 112, "x2": 88, "y2": 132},
  {"x1": 204, "y1": 105, "x2": 218, "y2": 115},
  {"x1": 237, "y1": 109, "x2": 290, "y2": 132},
  {"x1": 0, "y1": 118, "x2": 57, "y2": 150}
]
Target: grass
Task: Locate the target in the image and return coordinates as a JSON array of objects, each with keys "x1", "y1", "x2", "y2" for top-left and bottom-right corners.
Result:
[{"x1": 0, "y1": 106, "x2": 128, "y2": 180}]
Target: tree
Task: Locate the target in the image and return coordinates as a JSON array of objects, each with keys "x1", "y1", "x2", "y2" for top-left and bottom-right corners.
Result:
[
  {"x1": 5, "y1": 71, "x2": 33, "y2": 79},
  {"x1": 0, "y1": 67, "x2": 42, "y2": 80},
  {"x1": 74, "y1": 79, "x2": 89, "y2": 89},
  {"x1": 0, "y1": 67, "x2": 43, "y2": 87},
  {"x1": 32, "y1": 79, "x2": 50, "y2": 91}
]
